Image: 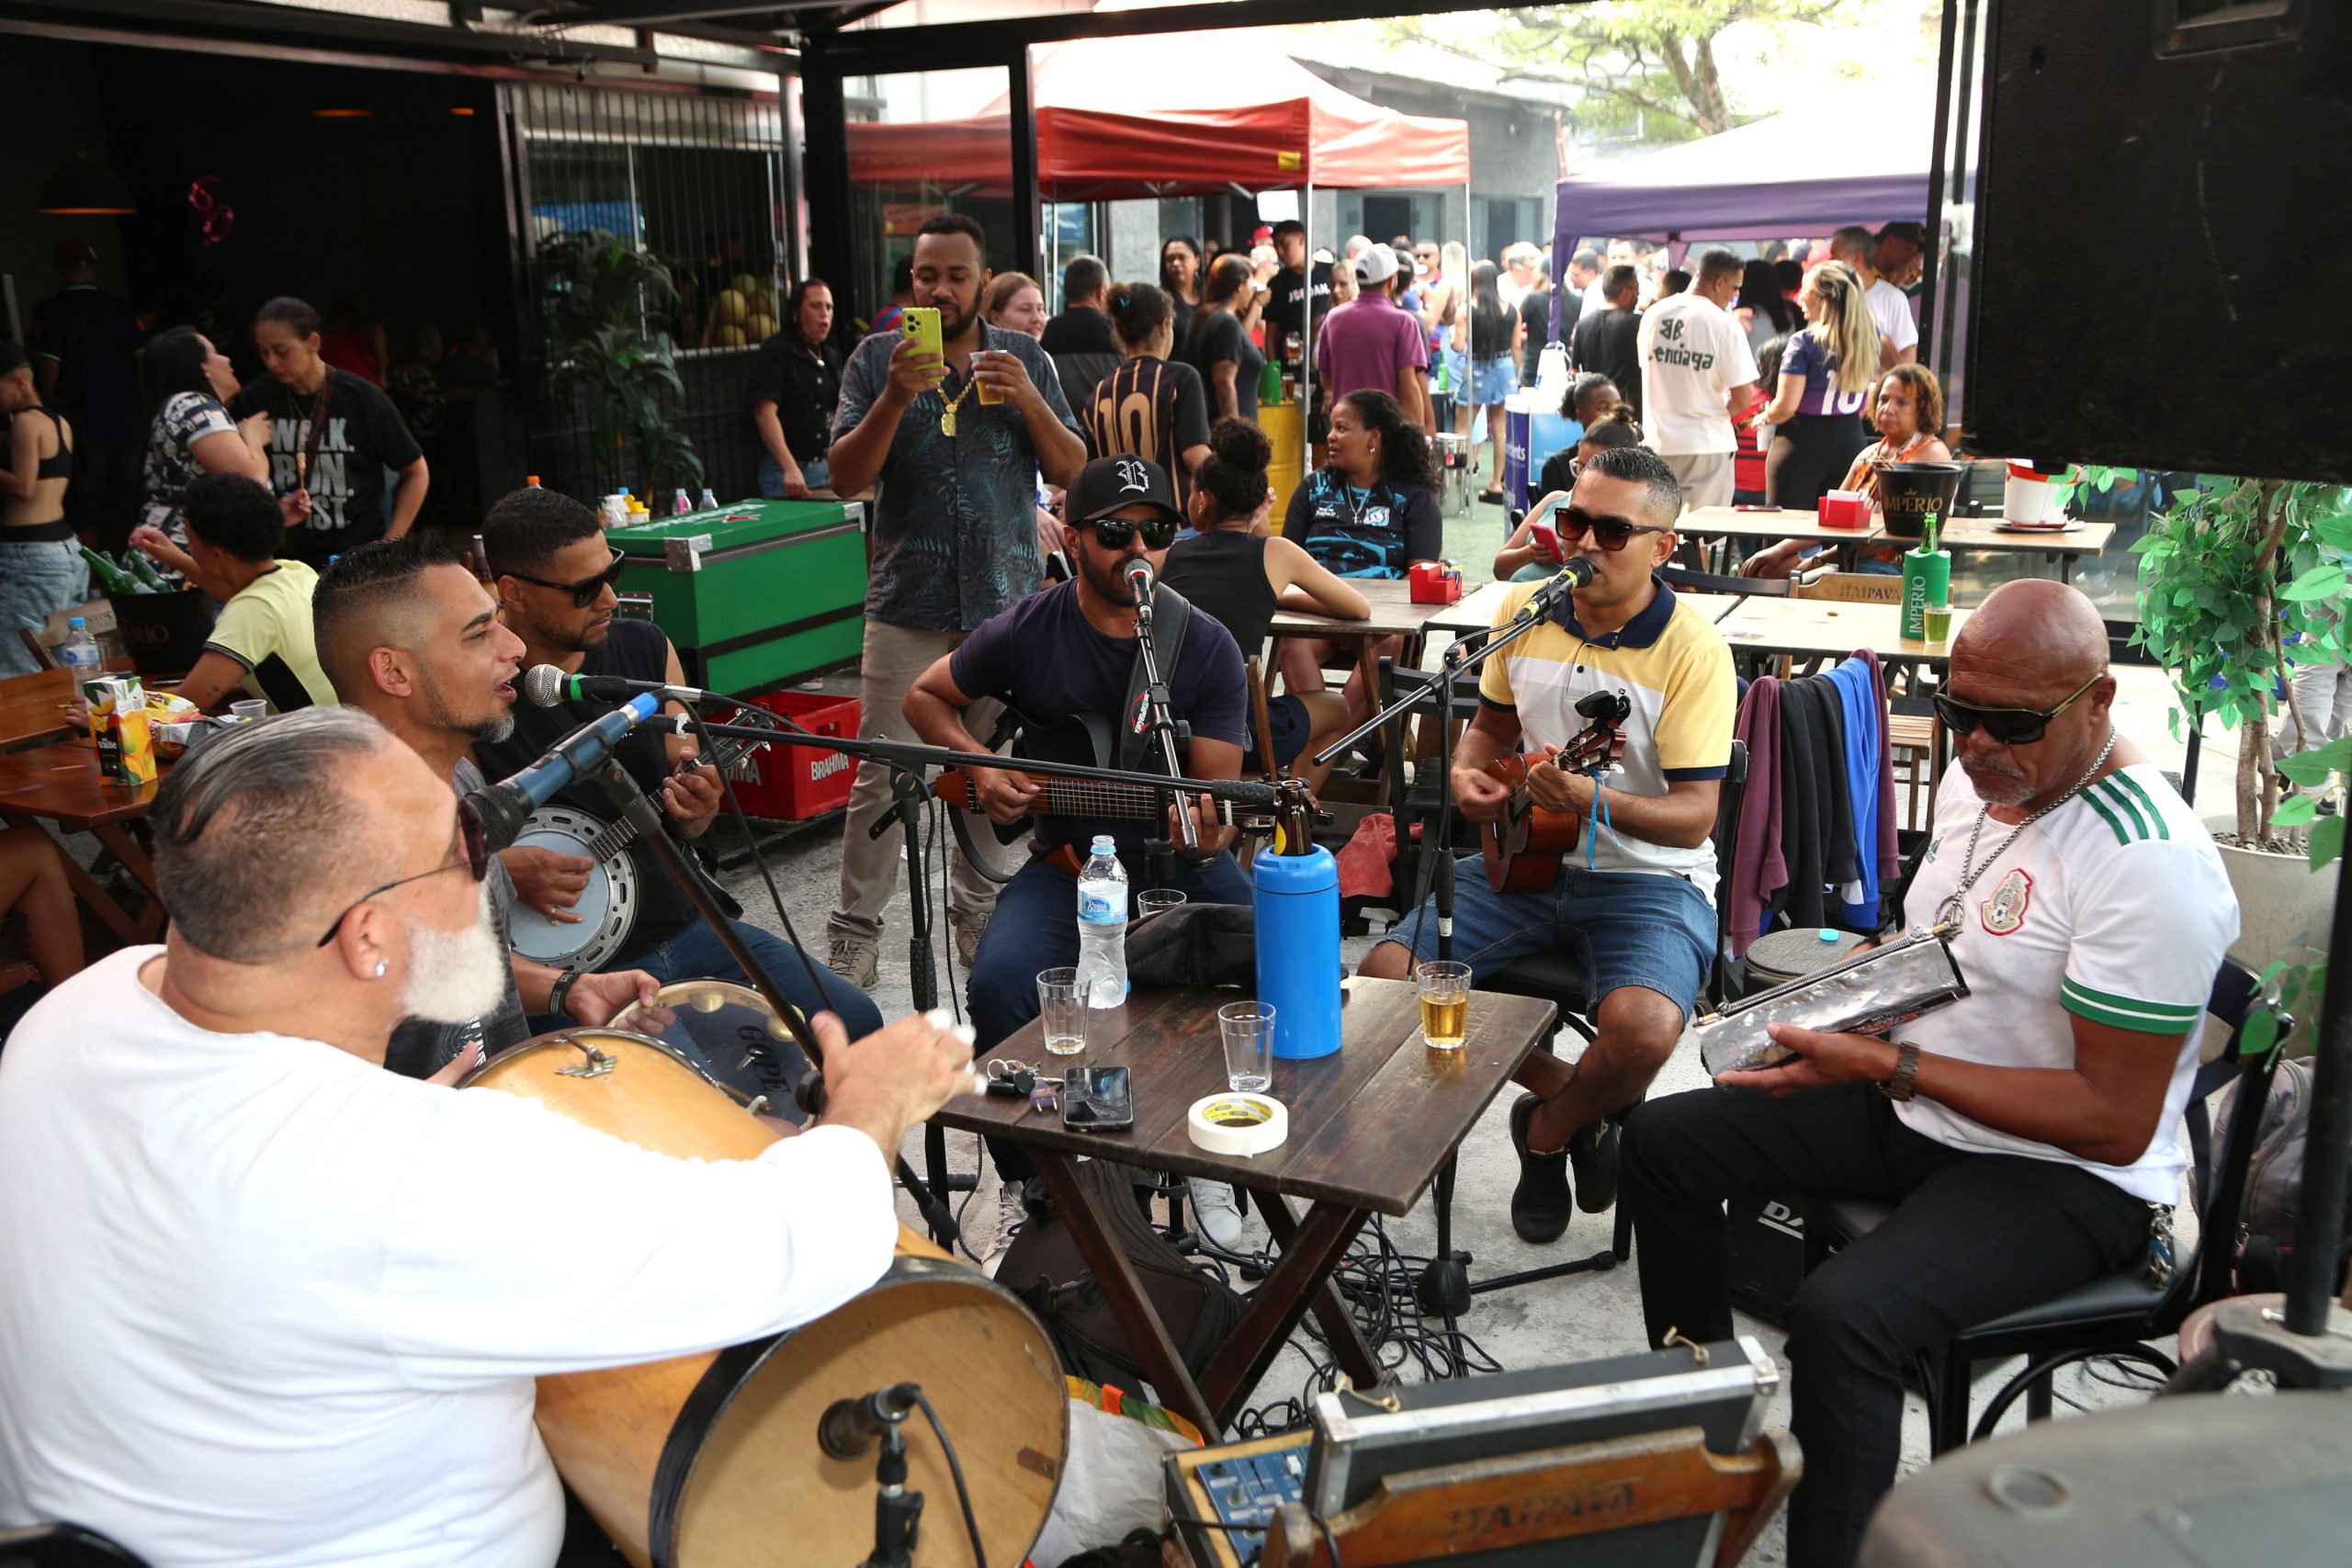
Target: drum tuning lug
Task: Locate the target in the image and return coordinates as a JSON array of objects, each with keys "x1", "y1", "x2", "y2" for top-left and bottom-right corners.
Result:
[
  {"x1": 745, "y1": 1095, "x2": 770, "y2": 1117},
  {"x1": 551, "y1": 1034, "x2": 617, "y2": 1078}
]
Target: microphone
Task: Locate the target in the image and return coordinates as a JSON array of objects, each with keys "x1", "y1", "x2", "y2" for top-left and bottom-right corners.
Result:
[
  {"x1": 523, "y1": 664, "x2": 718, "y2": 709},
  {"x1": 817, "y1": 1382, "x2": 924, "y2": 1460},
  {"x1": 1123, "y1": 557, "x2": 1157, "y2": 605},
  {"x1": 464, "y1": 692, "x2": 662, "y2": 852},
  {"x1": 1520, "y1": 556, "x2": 1595, "y2": 621}
]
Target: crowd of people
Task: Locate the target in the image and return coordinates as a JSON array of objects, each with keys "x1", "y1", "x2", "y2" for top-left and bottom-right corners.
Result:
[{"x1": 1, "y1": 204, "x2": 2266, "y2": 1568}]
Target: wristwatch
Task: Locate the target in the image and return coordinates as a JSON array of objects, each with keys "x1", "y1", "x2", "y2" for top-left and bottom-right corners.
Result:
[
  {"x1": 548, "y1": 969, "x2": 583, "y2": 1021},
  {"x1": 1880, "y1": 1040, "x2": 1923, "y2": 1102}
]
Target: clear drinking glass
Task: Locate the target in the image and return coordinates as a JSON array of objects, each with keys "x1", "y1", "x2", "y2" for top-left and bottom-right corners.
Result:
[
  {"x1": 1136, "y1": 888, "x2": 1187, "y2": 922},
  {"x1": 1217, "y1": 1000, "x2": 1275, "y2": 1092},
  {"x1": 1037, "y1": 966, "x2": 1089, "y2": 1055},
  {"x1": 1416, "y1": 960, "x2": 1472, "y2": 1050}
]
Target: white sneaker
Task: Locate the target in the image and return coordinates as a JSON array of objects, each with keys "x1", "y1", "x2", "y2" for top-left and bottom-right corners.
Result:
[
  {"x1": 827, "y1": 936, "x2": 879, "y2": 988},
  {"x1": 980, "y1": 1177, "x2": 1032, "y2": 1279},
  {"x1": 1187, "y1": 1178, "x2": 1246, "y2": 1251}
]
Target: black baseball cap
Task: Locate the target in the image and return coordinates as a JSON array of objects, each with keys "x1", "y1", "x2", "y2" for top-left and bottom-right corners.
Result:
[{"x1": 1067, "y1": 455, "x2": 1184, "y2": 530}]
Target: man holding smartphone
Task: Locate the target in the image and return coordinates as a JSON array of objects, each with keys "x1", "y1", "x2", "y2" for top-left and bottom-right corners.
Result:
[{"x1": 823, "y1": 214, "x2": 1088, "y2": 989}]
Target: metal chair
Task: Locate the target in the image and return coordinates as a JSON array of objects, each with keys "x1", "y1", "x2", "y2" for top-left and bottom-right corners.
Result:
[
  {"x1": 1465, "y1": 739, "x2": 1751, "y2": 1295},
  {"x1": 1658, "y1": 563, "x2": 1796, "y2": 599},
  {"x1": 1803, "y1": 957, "x2": 2277, "y2": 1453}
]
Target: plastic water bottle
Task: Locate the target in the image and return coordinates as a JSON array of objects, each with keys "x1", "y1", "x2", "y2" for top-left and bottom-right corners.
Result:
[
  {"x1": 60, "y1": 616, "x2": 102, "y2": 682},
  {"x1": 673, "y1": 488, "x2": 691, "y2": 516},
  {"x1": 1075, "y1": 835, "x2": 1129, "y2": 1010},
  {"x1": 699, "y1": 487, "x2": 718, "y2": 511}
]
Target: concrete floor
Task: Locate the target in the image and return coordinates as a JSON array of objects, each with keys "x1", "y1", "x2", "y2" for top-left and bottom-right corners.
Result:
[{"x1": 707, "y1": 504, "x2": 2232, "y2": 1567}]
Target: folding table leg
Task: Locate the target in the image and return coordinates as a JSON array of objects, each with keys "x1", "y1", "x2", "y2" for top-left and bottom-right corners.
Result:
[
  {"x1": 1257, "y1": 1191, "x2": 1383, "y2": 1391},
  {"x1": 1201, "y1": 1198, "x2": 1374, "y2": 1429},
  {"x1": 1031, "y1": 1151, "x2": 1216, "y2": 1438}
]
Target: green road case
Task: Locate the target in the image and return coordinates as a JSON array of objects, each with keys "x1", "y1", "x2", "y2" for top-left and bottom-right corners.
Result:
[{"x1": 607, "y1": 499, "x2": 866, "y2": 695}]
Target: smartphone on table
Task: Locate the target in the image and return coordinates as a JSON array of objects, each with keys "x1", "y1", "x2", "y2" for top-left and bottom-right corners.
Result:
[{"x1": 1062, "y1": 1066, "x2": 1135, "y2": 1134}]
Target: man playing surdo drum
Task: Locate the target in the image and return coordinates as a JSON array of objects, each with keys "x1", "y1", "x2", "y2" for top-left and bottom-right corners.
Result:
[{"x1": 0, "y1": 709, "x2": 977, "y2": 1566}]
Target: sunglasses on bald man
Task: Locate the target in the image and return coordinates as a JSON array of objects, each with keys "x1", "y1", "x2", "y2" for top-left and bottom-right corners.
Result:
[{"x1": 1933, "y1": 671, "x2": 2103, "y2": 747}]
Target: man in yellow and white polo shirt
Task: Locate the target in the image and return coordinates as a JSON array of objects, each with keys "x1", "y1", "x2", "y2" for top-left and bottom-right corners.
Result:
[{"x1": 1360, "y1": 445, "x2": 1736, "y2": 1247}]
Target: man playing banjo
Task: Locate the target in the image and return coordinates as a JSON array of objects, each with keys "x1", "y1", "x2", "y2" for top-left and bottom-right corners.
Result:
[
  {"x1": 0, "y1": 709, "x2": 978, "y2": 1563},
  {"x1": 312, "y1": 534, "x2": 662, "y2": 1078}
]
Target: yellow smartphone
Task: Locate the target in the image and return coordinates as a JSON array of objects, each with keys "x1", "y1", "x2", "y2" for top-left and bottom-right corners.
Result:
[{"x1": 900, "y1": 306, "x2": 942, "y2": 361}]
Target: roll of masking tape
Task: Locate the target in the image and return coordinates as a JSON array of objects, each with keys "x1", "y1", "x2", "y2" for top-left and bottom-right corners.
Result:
[{"x1": 1187, "y1": 1092, "x2": 1288, "y2": 1156}]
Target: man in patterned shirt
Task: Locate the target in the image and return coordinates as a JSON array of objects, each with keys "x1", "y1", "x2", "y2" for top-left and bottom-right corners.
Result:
[
  {"x1": 823, "y1": 213, "x2": 1087, "y2": 987},
  {"x1": 1622, "y1": 580, "x2": 2239, "y2": 1568}
]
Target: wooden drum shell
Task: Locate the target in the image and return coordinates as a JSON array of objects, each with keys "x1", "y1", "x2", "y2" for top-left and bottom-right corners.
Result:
[{"x1": 464, "y1": 1029, "x2": 1067, "y2": 1568}]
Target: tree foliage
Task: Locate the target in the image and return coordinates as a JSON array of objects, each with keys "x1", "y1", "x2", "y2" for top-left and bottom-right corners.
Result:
[
  {"x1": 539, "y1": 230, "x2": 705, "y2": 495},
  {"x1": 1382, "y1": 1, "x2": 1856, "y2": 141}
]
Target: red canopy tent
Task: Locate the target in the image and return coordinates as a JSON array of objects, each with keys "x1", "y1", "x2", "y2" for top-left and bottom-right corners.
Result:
[{"x1": 846, "y1": 32, "x2": 1469, "y2": 197}]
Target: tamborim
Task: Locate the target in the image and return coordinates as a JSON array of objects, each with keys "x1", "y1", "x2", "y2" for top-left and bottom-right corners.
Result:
[
  {"x1": 608, "y1": 978, "x2": 815, "y2": 1122},
  {"x1": 463, "y1": 1028, "x2": 1068, "y2": 1568}
]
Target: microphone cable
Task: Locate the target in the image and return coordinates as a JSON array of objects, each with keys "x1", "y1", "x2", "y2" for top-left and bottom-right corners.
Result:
[{"x1": 912, "y1": 1386, "x2": 988, "y2": 1568}]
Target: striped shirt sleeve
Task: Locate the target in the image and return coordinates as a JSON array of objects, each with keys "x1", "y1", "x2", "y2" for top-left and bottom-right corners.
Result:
[
  {"x1": 1655, "y1": 620, "x2": 1736, "y2": 781},
  {"x1": 1476, "y1": 584, "x2": 1535, "y2": 710},
  {"x1": 2058, "y1": 830, "x2": 2233, "y2": 1036}
]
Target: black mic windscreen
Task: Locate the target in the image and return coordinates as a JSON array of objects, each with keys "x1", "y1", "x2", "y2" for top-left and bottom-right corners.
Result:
[{"x1": 522, "y1": 665, "x2": 571, "y2": 708}]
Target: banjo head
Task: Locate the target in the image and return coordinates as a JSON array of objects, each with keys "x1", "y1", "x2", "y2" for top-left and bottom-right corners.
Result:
[{"x1": 507, "y1": 808, "x2": 638, "y2": 970}]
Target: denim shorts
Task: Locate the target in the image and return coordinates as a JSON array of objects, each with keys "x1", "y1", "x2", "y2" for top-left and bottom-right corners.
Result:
[
  {"x1": 0, "y1": 539, "x2": 91, "y2": 679},
  {"x1": 1384, "y1": 856, "x2": 1716, "y2": 1021},
  {"x1": 1470, "y1": 354, "x2": 1517, "y2": 408},
  {"x1": 757, "y1": 453, "x2": 830, "y2": 497}
]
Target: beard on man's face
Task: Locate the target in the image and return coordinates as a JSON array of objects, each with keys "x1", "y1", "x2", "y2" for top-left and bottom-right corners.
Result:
[
  {"x1": 1960, "y1": 751, "x2": 2034, "y2": 805},
  {"x1": 398, "y1": 880, "x2": 510, "y2": 1026}
]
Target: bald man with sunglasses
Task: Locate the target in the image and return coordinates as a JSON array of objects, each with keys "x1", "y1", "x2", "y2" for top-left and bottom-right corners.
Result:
[
  {"x1": 1361, "y1": 444, "x2": 1736, "y2": 1247},
  {"x1": 1621, "y1": 579, "x2": 2238, "y2": 1568}
]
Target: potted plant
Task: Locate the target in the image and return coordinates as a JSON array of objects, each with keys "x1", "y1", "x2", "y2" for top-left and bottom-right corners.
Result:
[
  {"x1": 2126, "y1": 471, "x2": 2348, "y2": 1032},
  {"x1": 539, "y1": 229, "x2": 706, "y2": 497}
]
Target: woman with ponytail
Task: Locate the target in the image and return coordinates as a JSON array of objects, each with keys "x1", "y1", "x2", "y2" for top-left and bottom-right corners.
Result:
[
  {"x1": 1749, "y1": 260, "x2": 1877, "y2": 508},
  {"x1": 1162, "y1": 420, "x2": 1368, "y2": 788},
  {"x1": 1275, "y1": 388, "x2": 1442, "y2": 717},
  {"x1": 1080, "y1": 282, "x2": 1212, "y2": 510}
]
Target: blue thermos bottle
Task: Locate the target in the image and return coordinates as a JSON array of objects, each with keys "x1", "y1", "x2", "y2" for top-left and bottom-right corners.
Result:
[{"x1": 1253, "y1": 842, "x2": 1341, "y2": 1059}]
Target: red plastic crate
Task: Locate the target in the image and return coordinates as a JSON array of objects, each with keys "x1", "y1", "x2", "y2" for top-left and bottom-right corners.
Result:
[{"x1": 712, "y1": 690, "x2": 860, "y2": 820}]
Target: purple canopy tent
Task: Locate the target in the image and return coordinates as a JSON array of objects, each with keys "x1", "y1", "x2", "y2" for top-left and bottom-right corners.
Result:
[{"x1": 1551, "y1": 85, "x2": 1933, "y2": 249}]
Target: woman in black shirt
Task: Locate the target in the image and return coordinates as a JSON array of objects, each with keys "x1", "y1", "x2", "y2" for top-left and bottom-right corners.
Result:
[
  {"x1": 1159, "y1": 236, "x2": 1204, "y2": 344},
  {"x1": 1162, "y1": 420, "x2": 1367, "y2": 790},
  {"x1": 1182, "y1": 254, "x2": 1267, "y2": 425}
]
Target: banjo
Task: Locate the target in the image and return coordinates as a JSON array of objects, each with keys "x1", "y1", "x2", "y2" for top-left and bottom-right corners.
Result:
[{"x1": 506, "y1": 731, "x2": 766, "y2": 973}]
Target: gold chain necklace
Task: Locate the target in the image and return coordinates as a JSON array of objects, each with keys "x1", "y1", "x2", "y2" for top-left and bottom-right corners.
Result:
[{"x1": 938, "y1": 377, "x2": 978, "y2": 436}]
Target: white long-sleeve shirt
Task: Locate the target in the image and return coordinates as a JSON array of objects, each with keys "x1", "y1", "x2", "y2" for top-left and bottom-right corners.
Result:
[{"x1": 0, "y1": 947, "x2": 898, "y2": 1566}]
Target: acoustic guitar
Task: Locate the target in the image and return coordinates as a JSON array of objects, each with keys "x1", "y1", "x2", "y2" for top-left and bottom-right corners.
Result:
[{"x1": 1477, "y1": 717, "x2": 1622, "y2": 894}]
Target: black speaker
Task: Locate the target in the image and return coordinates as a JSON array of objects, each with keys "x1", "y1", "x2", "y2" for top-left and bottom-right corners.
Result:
[{"x1": 1964, "y1": 1, "x2": 2352, "y2": 483}]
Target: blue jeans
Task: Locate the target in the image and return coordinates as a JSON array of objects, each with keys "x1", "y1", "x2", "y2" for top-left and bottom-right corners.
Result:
[
  {"x1": 967, "y1": 850, "x2": 1254, "y2": 1179},
  {"x1": 619, "y1": 914, "x2": 884, "y2": 1039},
  {"x1": 757, "y1": 453, "x2": 830, "y2": 498},
  {"x1": 1383, "y1": 858, "x2": 1715, "y2": 1023},
  {"x1": 0, "y1": 540, "x2": 90, "y2": 678}
]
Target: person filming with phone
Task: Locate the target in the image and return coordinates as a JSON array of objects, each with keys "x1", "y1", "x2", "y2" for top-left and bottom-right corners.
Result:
[
  {"x1": 1357, "y1": 446, "x2": 1736, "y2": 1258},
  {"x1": 820, "y1": 213, "x2": 1087, "y2": 989}
]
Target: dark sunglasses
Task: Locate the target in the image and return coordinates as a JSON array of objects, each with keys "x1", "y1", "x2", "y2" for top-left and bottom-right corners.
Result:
[
  {"x1": 315, "y1": 796, "x2": 491, "y2": 947},
  {"x1": 1087, "y1": 517, "x2": 1180, "y2": 551},
  {"x1": 1932, "y1": 671, "x2": 2103, "y2": 747},
  {"x1": 1557, "y1": 507, "x2": 1664, "y2": 553},
  {"x1": 508, "y1": 547, "x2": 626, "y2": 608}
]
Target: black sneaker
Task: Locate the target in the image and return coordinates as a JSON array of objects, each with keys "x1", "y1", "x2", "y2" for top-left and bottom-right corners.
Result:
[
  {"x1": 1568, "y1": 1118, "x2": 1620, "y2": 1214},
  {"x1": 1509, "y1": 1092, "x2": 1573, "y2": 1245}
]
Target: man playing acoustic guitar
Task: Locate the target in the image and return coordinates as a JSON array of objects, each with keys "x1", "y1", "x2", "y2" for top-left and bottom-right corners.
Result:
[
  {"x1": 904, "y1": 454, "x2": 1253, "y2": 1256},
  {"x1": 1358, "y1": 445, "x2": 1736, "y2": 1247}
]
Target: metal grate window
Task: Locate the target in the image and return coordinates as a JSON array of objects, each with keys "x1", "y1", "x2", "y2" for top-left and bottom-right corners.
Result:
[{"x1": 501, "y1": 80, "x2": 787, "y2": 506}]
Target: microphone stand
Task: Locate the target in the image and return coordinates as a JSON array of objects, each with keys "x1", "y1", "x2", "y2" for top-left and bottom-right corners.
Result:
[
  {"x1": 1131, "y1": 583, "x2": 1198, "y2": 893},
  {"x1": 1308, "y1": 575, "x2": 1583, "y2": 1372}
]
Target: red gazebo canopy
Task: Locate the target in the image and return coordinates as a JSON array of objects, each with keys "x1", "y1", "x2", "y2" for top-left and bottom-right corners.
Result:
[{"x1": 847, "y1": 32, "x2": 1469, "y2": 197}]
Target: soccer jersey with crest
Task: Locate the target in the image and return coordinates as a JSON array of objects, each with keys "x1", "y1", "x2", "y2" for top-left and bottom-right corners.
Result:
[{"x1": 1896, "y1": 759, "x2": 2238, "y2": 1201}]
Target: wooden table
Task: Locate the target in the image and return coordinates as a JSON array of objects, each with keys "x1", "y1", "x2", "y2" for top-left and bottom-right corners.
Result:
[
  {"x1": 937, "y1": 976, "x2": 1558, "y2": 1436},
  {"x1": 0, "y1": 660, "x2": 144, "y2": 752},
  {"x1": 0, "y1": 740, "x2": 164, "y2": 942},
  {"x1": 1934, "y1": 517, "x2": 2114, "y2": 584},
  {"x1": 1699, "y1": 594, "x2": 1973, "y2": 668},
  {"x1": 1677, "y1": 506, "x2": 1883, "y2": 572}
]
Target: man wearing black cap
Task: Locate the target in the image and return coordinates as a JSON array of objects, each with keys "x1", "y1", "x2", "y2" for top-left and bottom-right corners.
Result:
[{"x1": 904, "y1": 454, "x2": 1252, "y2": 1250}]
